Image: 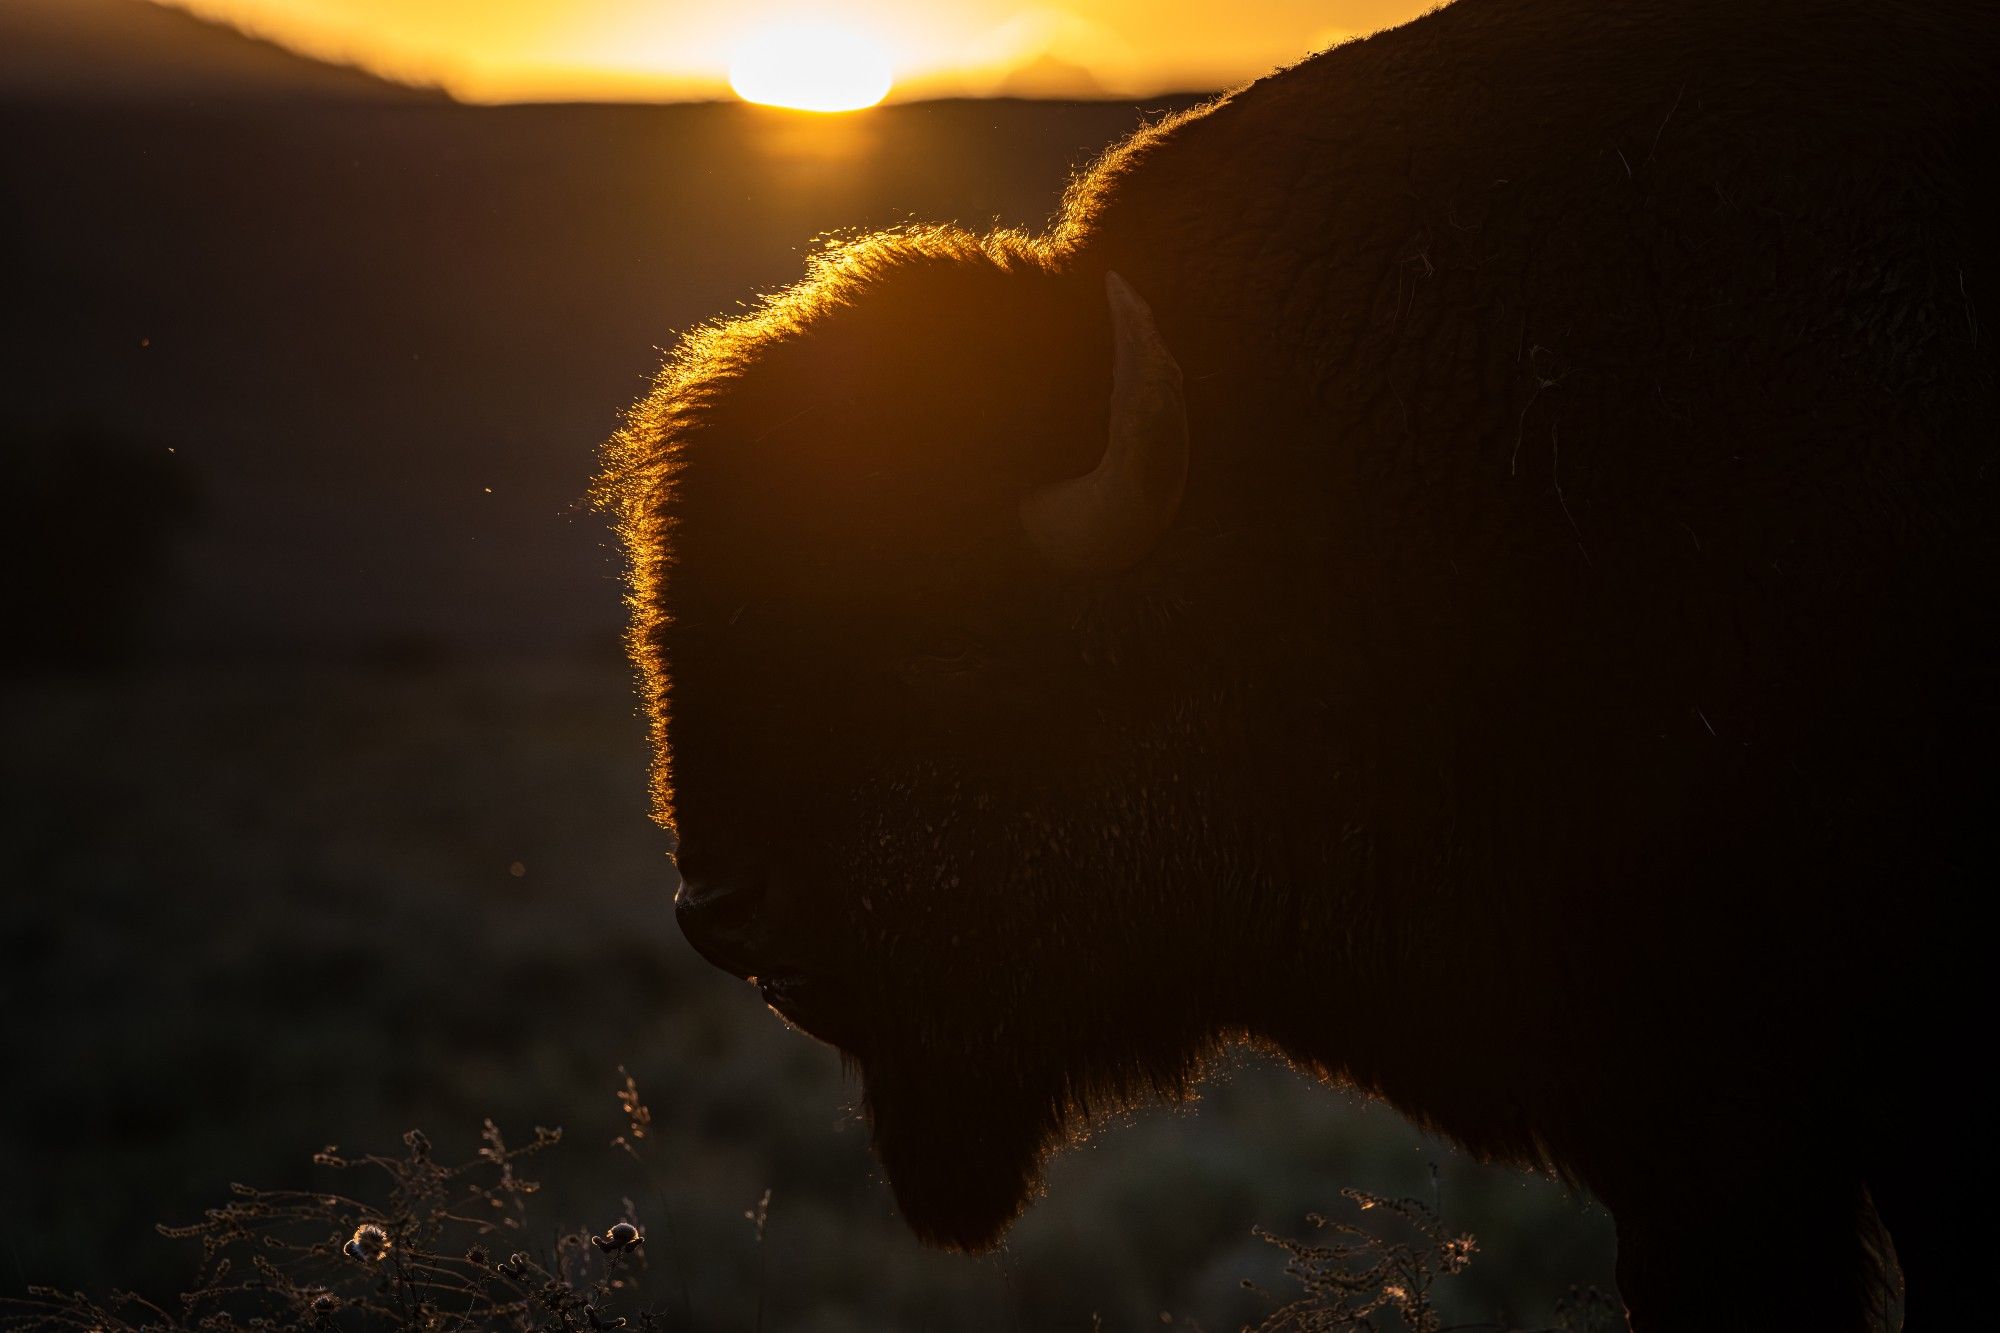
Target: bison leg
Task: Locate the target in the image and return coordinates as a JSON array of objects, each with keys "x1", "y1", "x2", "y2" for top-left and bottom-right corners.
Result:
[{"x1": 1610, "y1": 1173, "x2": 1884, "y2": 1332}]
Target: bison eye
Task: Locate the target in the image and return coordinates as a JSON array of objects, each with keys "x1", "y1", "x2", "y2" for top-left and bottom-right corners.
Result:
[{"x1": 901, "y1": 632, "x2": 987, "y2": 677}]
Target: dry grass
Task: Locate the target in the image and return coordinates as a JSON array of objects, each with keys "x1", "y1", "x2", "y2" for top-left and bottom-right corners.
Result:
[
  {"x1": 3, "y1": 1077, "x2": 1621, "y2": 1333},
  {"x1": 2, "y1": 1078, "x2": 706, "y2": 1332},
  {"x1": 1249, "y1": 1182, "x2": 1622, "y2": 1333}
]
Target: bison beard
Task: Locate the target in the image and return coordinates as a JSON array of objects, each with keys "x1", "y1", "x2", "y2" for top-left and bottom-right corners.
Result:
[
  {"x1": 859, "y1": 988, "x2": 1223, "y2": 1251},
  {"x1": 835, "y1": 766, "x2": 1236, "y2": 1251},
  {"x1": 862, "y1": 1051, "x2": 1052, "y2": 1251},
  {"x1": 601, "y1": 0, "x2": 1998, "y2": 1328}
]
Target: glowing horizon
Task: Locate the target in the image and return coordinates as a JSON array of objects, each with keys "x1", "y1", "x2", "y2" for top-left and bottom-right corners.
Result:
[
  {"x1": 728, "y1": 22, "x2": 894, "y2": 112},
  {"x1": 152, "y1": 0, "x2": 1436, "y2": 105}
]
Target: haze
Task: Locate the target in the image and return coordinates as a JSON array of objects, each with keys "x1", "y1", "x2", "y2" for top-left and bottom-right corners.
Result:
[{"x1": 159, "y1": 0, "x2": 1435, "y2": 102}]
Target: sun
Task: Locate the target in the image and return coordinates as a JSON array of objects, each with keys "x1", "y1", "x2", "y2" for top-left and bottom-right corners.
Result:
[{"x1": 727, "y1": 21, "x2": 893, "y2": 112}]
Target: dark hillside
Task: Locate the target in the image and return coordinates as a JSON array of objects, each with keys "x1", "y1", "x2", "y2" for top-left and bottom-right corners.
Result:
[
  {"x1": 0, "y1": 0, "x2": 443, "y2": 103},
  {"x1": 1, "y1": 96, "x2": 1201, "y2": 663}
]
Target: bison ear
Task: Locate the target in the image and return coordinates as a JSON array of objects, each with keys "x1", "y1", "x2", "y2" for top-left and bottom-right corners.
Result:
[{"x1": 1019, "y1": 271, "x2": 1188, "y2": 576}]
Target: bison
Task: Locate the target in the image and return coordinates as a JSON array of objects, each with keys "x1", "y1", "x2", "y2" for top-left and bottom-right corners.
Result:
[{"x1": 598, "y1": 0, "x2": 1996, "y2": 1327}]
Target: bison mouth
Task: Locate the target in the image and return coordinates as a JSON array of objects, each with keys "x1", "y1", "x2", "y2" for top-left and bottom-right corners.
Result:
[{"x1": 755, "y1": 972, "x2": 864, "y2": 1049}]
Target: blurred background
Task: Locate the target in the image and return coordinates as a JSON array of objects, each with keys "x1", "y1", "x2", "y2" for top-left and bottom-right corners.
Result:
[{"x1": 0, "y1": 1, "x2": 1615, "y2": 1327}]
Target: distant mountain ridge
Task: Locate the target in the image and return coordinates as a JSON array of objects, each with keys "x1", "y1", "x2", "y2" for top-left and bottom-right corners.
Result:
[{"x1": 0, "y1": 0, "x2": 447, "y2": 103}]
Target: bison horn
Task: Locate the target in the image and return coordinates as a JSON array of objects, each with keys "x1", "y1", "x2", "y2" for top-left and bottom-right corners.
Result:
[{"x1": 1020, "y1": 271, "x2": 1188, "y2": 576}]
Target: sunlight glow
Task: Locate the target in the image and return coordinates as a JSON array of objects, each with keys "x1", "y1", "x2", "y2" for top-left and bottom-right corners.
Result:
[{"x1": 727, "y1": 22, "x2": 894, "y2": 112}]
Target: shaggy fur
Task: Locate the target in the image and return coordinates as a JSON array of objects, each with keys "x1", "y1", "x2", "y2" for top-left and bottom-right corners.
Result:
[{"x1": 599, "y1": 1, "x2": 1998, "y2": 1328}]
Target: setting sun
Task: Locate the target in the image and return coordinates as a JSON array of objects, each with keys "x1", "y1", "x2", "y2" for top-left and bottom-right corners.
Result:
[{"x1": 727, "y1": 21, "x2": 893, "y2": 112}]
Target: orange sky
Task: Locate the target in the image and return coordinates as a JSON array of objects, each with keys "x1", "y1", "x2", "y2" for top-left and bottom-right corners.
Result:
[{"x1": 161, "y1": 0, "x2": 1436, "y2": 103}]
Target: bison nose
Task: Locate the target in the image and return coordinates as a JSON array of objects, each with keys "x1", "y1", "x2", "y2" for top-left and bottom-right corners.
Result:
[{"x1": 673, "y1": 875, "x2": 771, "y2": 982}]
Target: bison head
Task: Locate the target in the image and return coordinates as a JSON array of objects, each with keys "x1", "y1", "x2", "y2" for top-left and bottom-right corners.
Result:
[{"x1": 602, "y1": 228, "x2": 1279, "y2": 1250}]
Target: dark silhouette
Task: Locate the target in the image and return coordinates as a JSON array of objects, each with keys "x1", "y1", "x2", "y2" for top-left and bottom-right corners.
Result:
[{"x1": 600, "y1": 1, "x2": 1997, "y2": 1329}]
